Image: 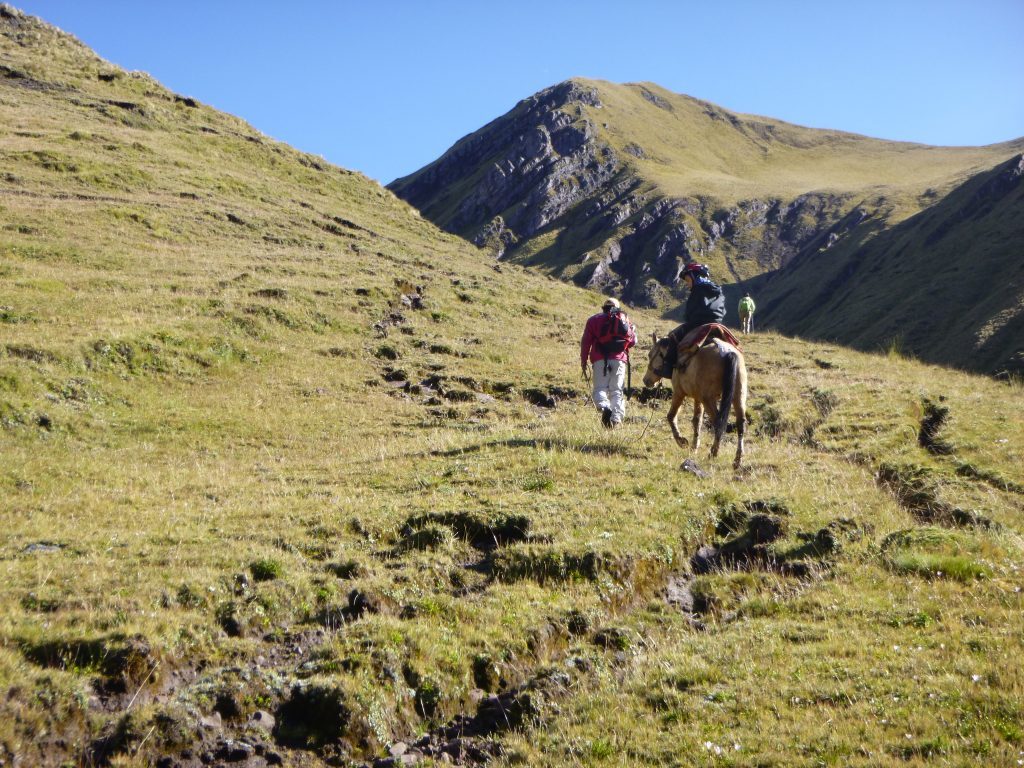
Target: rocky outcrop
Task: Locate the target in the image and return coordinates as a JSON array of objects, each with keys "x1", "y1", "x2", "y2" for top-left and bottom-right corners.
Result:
[
  {"x1": 551, "y1": 189, "x2": 858, "y2": 308},
  {"x1": 389, "y1": 80, "x2": 868, "y2": 309},
  {"x1": 391, "y1": 79, "x2": 1023, "y2": 323},
  {"x1": 390, "y1": 80, "x2": 617, "y2": 242}
]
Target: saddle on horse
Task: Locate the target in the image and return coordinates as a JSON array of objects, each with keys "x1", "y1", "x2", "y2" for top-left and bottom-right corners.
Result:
[{"x1": 676, "y1": 323, "x2": 742, "y2": 371}]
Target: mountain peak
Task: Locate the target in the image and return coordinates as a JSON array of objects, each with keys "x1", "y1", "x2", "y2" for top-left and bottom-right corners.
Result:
[{"x1": 390, "y1": 78, "x2": 1021, "y2": 309}]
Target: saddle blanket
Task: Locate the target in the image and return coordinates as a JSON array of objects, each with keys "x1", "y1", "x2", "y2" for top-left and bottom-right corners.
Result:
[{"x1": 677, "y1": 323, "x2": 742, "y2": 355}]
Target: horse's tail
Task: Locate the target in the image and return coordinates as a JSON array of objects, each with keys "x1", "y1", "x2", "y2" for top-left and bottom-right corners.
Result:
[{"x1": 715, "y1": 347, "x2": 739, "y2": 440}]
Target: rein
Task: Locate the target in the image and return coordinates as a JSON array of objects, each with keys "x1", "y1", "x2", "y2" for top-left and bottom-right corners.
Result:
[{"x1": 637, "y1": 380, "x2": 663, "y2": 441}]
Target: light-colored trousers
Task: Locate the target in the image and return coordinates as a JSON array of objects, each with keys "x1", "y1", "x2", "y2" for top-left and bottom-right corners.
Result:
[
  {"x1": 740, "y1": 312, "x2": 754, "y2": 333},
  {"x1": 591, "y1": 358, "x2": 627, "y2": 423}
]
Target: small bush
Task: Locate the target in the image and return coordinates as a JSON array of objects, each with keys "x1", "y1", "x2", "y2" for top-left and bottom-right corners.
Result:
[{"x1": 250, "y1": 558, "x2": 282, "y2": 581}]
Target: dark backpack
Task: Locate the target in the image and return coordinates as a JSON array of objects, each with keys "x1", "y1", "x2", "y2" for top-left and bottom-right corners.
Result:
[{"x1": 596, "y1": 308, "x2": 631, "y2": 358}]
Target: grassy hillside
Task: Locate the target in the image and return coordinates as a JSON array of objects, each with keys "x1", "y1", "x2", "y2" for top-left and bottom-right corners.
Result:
[
  {"x1": 585, "y1": 80, "x2": 1022, "y2": 209},
  {"x1": 2, "y1": 7, "x2": 1023, "y2": 768},
  {"x1": 740, "y1": 153, "x2": 1024, "y2": 376}
]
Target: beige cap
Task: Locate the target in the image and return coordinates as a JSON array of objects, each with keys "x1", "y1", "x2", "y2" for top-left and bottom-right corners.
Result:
[{"x1": 602, "y1": 297, "x2": 620, "y2": 309}]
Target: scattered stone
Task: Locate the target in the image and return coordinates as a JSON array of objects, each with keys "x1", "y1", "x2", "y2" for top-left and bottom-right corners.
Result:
[
  {"x1": 199, "y1": 712, "x2": 223, "y2": 731},
  {"x1": 22, "y1": 541, "x2": 63, "y2": 553},
  {"x1": 680, "y1": 458, "x2": 708, "y2": 478},
  {"x1": 665, "y1": 574, "x2": 695, "y2": 613},
  {"x1": 399, "y1": 293, "x2": 424, "y2": 310},
  {"x1": 249, "y1": 710, "x2": 275, "y2": 733},
  {"x1": 521, "y1": 387, "x2": 557, "y2": 408},
  {"x1": 215, "y1": 738, "x2": 255, "y2": 762},
  {"x1": 389, "y1": 742, "x2": 408, "y2": 757},
  {"x1": 690, "y1": 545, "x2": 719, "y2": 574},
  {"x1": 373, "y1": 310, "x2": 407, "y2": 337}
]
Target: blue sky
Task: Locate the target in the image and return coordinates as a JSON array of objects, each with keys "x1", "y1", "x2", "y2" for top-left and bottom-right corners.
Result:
[{"x1": 15, "y1": 1, "x2": 1024, "y2": 183}]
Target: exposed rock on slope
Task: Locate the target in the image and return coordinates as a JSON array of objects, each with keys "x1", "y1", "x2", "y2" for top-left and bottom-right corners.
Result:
[
  {"x1": 390, "y1": 79, "x2": 1023, "y2": 312},
  {"x1": 390, "y1": 81, "x2": 618, "y2": 255}
]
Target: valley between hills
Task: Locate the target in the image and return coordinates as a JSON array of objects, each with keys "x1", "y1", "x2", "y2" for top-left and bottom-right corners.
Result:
[{"x1": 1, "y1": 6, "x2": 1023, "y2": 768}]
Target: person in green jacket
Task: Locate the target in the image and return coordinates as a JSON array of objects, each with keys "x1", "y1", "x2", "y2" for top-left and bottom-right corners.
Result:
[{"x1": 738, "y1": 293, "x2": 756, "y2": 334}]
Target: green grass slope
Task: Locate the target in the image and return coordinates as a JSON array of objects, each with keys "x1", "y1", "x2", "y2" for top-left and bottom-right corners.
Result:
[
  {"x1": 2, "y1": 7, "x2": 1024, "y2": 768},
  {"x1": 745, "y1": 153, "x2": 1024, "y2": 376},
  {"x1": 587, "y1": 80, "x2": 1021, "y2": 207}
]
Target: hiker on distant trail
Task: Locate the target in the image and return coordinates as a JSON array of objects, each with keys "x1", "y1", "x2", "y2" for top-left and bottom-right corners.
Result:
[
  {"x1": 580, "y1": 297, "x2": 637, "y2": 428},
  {"x1": 738, "y1": 292, "x2": 756, "y2": 334},
  {"x1": 662, "y1": 263, "x2": 726, "y2": 372}
]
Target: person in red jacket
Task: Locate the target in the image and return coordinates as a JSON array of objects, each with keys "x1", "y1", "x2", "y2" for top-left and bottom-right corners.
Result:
[{"x1": 580, "y1": 297, "x2": 637, "y2": 428}]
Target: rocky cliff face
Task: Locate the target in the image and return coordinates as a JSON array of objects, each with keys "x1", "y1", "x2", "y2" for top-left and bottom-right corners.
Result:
[
  {"x1": 570, "y1": 190, "x2": 861, "y2": 308},
  {"x1": 391, "y1": 81, "x2": 618, "y2": 250}
]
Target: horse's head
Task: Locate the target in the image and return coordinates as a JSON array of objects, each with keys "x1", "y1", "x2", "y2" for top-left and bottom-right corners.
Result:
[{"x1": 643, "y1": 331, "x2": 673, "y2": 387}]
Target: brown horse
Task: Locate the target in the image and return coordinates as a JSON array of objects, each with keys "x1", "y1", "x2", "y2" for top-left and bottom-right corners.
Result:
[{"x1": 642, "y1": 331, "x2": 748, "y2": 469}]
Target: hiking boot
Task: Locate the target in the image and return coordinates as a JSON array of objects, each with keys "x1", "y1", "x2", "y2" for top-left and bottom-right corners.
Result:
[{"x1": 601, "y1": 407, "x2": 613, "y2": 428}]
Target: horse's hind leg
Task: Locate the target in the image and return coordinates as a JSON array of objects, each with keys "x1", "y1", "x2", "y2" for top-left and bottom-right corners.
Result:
[
  {"x1": 704, "y1": 397, "x2": 721, "y2": 457},
  {"x1": 733, "y1": 383, "x2": 747, "y2": 469},
  {"x1": 691, "y1": 401, "x2": 704, "y2": 454},
  {"x1": 667, "y1": 390, "x2": 689, "y2": 449},
  {"x1": 733, "y1": 401, "x2": 745, "y2": 469}
]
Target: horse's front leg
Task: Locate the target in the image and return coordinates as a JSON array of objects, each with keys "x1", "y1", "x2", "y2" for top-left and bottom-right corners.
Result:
[
  {"x1": 691, "y1": 401, "x2": 704, "y2": 454},
  {"x1": 667, "y1": 390, "x2": 689, "y2": 449}
]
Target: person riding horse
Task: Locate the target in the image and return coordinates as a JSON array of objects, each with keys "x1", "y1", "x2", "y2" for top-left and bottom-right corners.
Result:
[{"x1": 662, "y1": 263, "x2": 726, "y2": 373}]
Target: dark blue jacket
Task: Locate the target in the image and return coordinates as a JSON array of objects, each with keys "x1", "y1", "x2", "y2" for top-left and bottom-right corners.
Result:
[{"x1": 672, "y1": 277, "x2": 726, "y2": 340}]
